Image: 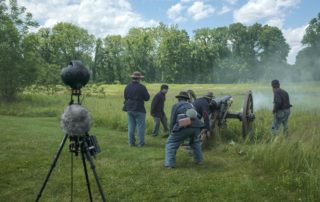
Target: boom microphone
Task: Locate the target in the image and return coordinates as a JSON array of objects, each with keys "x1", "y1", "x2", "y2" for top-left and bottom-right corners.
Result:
[{"x1": 61, "y1": 104, "x2": 91, "y2": 137}]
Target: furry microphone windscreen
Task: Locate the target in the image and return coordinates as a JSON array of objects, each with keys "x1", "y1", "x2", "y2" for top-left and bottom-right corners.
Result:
[{"x1": 61, "y1": 104, "x2": 91, "y2": 137}]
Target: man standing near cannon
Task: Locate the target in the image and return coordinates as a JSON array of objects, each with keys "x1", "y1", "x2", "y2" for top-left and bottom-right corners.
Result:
[
  {"x1": 165, "y1": 91, "x2": 204, "y2": 168},
  {"x1": 123, "y1": 71, "x2": 150, "y2": 147},
  {"x1": 193, "y1": 92, "x2": 214, "y2": 141},
  {"x1": 271, "y1": 79, "x2": 292, "y2": 137},
  {"x1": 151, "y1": 84, "x2": 169, "y2": 137}
]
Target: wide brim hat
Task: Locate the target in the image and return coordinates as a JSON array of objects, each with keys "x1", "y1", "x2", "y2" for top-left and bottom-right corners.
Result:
[
  {"x1": 203, "y1": 92, "x2": 214, "y2": 99},
  {"x1": 130, "y1": 71, "x2": 144, "y2": 79},
  {"x1": 175, "y1": 91, "x2": 190, "y2": 100}
]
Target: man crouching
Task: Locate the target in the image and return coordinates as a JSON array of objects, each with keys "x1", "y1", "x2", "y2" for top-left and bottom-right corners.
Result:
[{"x1": 165, "y1": 91, "x2": 204, "y2": 169}]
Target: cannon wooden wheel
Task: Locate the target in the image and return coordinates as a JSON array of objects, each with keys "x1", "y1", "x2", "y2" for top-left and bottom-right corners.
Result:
[{"x1": 242, "y1": 91, "x2": 255, "y2": 139}]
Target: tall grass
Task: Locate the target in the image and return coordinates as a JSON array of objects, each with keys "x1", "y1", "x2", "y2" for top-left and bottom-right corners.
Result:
[
  {"x1": 1, "y1": 82, "x2": 320, "y2": 200},
  {"x1": 247, "y1": 108, "x2": 320, "y2": 201}
]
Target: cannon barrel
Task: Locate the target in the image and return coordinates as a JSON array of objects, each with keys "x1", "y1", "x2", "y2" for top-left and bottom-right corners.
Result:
[{"x1": 210, "y1": 95, "x2": 232, "y2": 109}]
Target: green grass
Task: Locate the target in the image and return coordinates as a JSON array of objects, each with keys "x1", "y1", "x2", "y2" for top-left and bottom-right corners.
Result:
[
  {"x1": 1, "y1": 82, "x2": 320, "y2": 201},
  {"x1": 0, "y1": 115, "x2": 300, "y2": 202}
]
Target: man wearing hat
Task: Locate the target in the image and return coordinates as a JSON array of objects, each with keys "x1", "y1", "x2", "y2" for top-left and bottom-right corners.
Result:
[
  {"x1": 271, "y1": 79, "x2": 292, "y2": 137},
  {"x1": 193, "y1": 92, "x2": 214, "y2": 137},
  {"x1": 165, "y1": 91, "x2": 204, "y2": 168},
  {"x1": 123, "y1": 71, "x2": 150, "y2": 147},
  {"x1": 150, "y1": 84, "x2": 169, "y2": 137}
]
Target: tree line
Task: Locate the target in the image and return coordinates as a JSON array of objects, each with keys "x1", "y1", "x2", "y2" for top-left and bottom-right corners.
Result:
[{"x1": 1, "y1": 1, "x2": 319, "y2": 100}]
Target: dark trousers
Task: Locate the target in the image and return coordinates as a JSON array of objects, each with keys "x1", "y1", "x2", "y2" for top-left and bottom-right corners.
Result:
[{"x1": 151, "y1": 113, "x2": 169, "y2": 136}]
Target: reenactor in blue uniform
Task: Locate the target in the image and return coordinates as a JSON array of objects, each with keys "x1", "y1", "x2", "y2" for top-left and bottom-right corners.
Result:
[
  {"x1": 165, "y1": 91, "x2": 204, "y2": 168},
  {"x1": 150, "y1": 84, "x2": 169, "y2": 137},
  {"x1": 271, "y1": 80, "x2": 292, "y2": 137}
]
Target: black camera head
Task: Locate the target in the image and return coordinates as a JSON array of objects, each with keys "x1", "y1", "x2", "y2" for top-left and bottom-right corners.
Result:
[{"x1": 61, "y1": 60, "x2": 90, "y2": 90}]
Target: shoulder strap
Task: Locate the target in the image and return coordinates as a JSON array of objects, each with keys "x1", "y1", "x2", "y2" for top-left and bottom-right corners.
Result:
[{"x1": 174, "y1": 102, "x2": 193, "y2": 117}]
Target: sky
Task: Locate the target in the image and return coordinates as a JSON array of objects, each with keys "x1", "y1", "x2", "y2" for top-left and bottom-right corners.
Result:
[{"x1": 18, "y1": 0, "x2": 320, "y2": 64}]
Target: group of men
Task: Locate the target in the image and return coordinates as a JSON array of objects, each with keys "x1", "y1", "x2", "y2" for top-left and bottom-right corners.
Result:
[{"x1": 123, "y1": 71, "x2": 292, "y2": 168}]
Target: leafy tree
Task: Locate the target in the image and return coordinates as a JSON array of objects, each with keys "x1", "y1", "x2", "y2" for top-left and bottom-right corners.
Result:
[
  {"x1": 50, "y1": 22, "x2": 95, "y2": 67},
  {"x1": 149, "y1": 23, "x2": 170, "y2": 82},
  {"x1": 218, "y1": 57, "x2": 251, "y2": 83},
  {"x1": 34, "y1": 28, "x2": 60, "y2": 92},
  {"x1": 225, "y1": 23, "x2": 265, "y2": 81},
  {"x1": 34, "y1": 23, "x2": 95, "y2": 89},
  {"x1": 258, "y1": 25, "x2": 289, "y2": 80},
  {"x1": 228, "y1": 23, "x2": 249, "y2": 57},
  {"x1": 93, "y1": 35, "x2": 125, "y2": 83},
  {"x1": 191, "y1": 28, "x2": 221, "y2": 82},
  {"x1": 92, "y1": 38, "x2": 104, "y2": 82},
  {"x1": 36, "y1": 28, "x2": 54, "y2": 64},
  {"x1": 123, "y1": 28, "x2": 156, "y2": 82},
  {"x1": 3, "y1": 2, "x2": 315, "y2": 90},
  {"x1": 295, "y1": 13, "x2": 320, "y2": 80},
  {"x1": 158, "y1": 25, "x2": 191, "y2": 83},
  {"x1": 246, "y1": 23, "x2": 263, "y2": 79},
  {"x1": 302, "y1": 13, "x2": 320, "y2": 48},
  {"x1": 0, "y1": 0, "x2": 39, "y2": 100},
  {"x1": 104, "y1": 35, "x2": 124, "y2": 83}
]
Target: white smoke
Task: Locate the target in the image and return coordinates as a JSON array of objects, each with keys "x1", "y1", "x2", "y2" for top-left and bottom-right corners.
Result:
[
  {"x1": 252, "y1": 91, "x2": 273, "y2": 111},
  {"x1": 61, "y1": 104, "x2": 91, "y2": 137}
]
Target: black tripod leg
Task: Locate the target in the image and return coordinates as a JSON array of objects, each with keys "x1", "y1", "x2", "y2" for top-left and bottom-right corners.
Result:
[
  {"x1": 36, "y1": 134, "x2": 68, "y2": 202},
  {"x1": 83, "y1": 146, "x2": 107, "y2": 202},
  {"x1": 81, "y1": 147, "x2": 93, "y2": 202},
  {"x1": 70, "y1": 152, "x2": 74, "y2": 202}
]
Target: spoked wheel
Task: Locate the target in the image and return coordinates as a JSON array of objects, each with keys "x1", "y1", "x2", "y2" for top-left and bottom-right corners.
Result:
[{"x1": 242, "y1": 91, "x2": 255, "y2": 140}]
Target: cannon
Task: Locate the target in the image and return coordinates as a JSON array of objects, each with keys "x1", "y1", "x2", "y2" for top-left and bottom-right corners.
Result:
[
  {"x1": 209, "y1": 91, "x2": 255, "y2": 139},
  {"x1": 189, "y1": 91, "x2": 255, "y2": 140}
]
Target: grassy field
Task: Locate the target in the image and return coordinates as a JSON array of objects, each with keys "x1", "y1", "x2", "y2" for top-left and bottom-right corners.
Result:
[{"x1": 0, "y1": 82, "x2": 319, "y2": 201}]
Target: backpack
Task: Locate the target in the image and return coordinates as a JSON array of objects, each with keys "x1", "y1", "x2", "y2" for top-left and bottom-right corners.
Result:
[{"x1": 176, "y1": 103, "x2": 198, "y2": 128}]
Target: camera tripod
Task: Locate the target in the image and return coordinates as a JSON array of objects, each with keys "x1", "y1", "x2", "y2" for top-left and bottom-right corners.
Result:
[{"x1": 35, "y1": 89, "x2": 107, "y2": 202}]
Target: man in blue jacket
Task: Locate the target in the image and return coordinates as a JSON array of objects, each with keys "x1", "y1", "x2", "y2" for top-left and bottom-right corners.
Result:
[
  {"x1": 123, "y1": 71, "x2": 150, "y2": 147},
  {"x1": 165, "y1": 91, "x2": 204, "y2": 168},
  {"x1": 271, "y1": 79, "x2": 292, "y2": 137},
  {"x1": 151, "y1": 84, "x2": 169, "y2": 137},
  {"x1": 193, "y1": 92, "x2": 214, "y2": 139}
]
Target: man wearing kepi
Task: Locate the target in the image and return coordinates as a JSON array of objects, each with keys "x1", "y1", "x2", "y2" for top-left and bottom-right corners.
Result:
[
  {"x1": 193, "y1": 92, "x2": 214, "y2": 140},
  {"x1": 123, "y1": 71, "x2": 150, "y2": 147},
  {"x1": 151, "y1": 84, "x2": 169, "y2": 137},
  {"x1": 165, "y1": 91, "x2": 204, "y2": 168},
  {"x1": 271, "y1": 79, "x2": 292, "y2": 137}
]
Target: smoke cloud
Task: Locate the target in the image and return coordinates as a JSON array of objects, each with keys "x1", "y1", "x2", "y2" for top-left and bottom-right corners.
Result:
[{"x1": 252, "y1": 91, "x2": 273, "y2": 111}]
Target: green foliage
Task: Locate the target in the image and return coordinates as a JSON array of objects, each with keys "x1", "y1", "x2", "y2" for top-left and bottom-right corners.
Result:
[
  {"x1": 1, "y1": 1, "x2": 320, "y2": 102},
  {"x1": 32, "y1": 23, "x2": 96, "y2": 92},
  {"x1": 191, "y1": 28, "x2": 222, "y2": 82},
  {"x1": 258, "y1": 25, "x2": 290, "y2": 80},
  {"x1": 124, "y1": 28, "x2": 157, "y2": 82},
  {"x1": 0, "y1": 0, "x2": 39, "y2": 101},
  {"x1": 295, "y1": 12, "x2": 320, "y2": 81},
  {"x1": 302, "y1": 13, "x2": 320, "y2": 47},
  {"x1": 88, "y1": 22, "x2": 294, "y2": 84},
  {"x1": 50, "y1": 22, "x2": 95, "y2": 66},
  {"x1": 158, "y1": 25, "x2": 191, "y2": 83}
]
